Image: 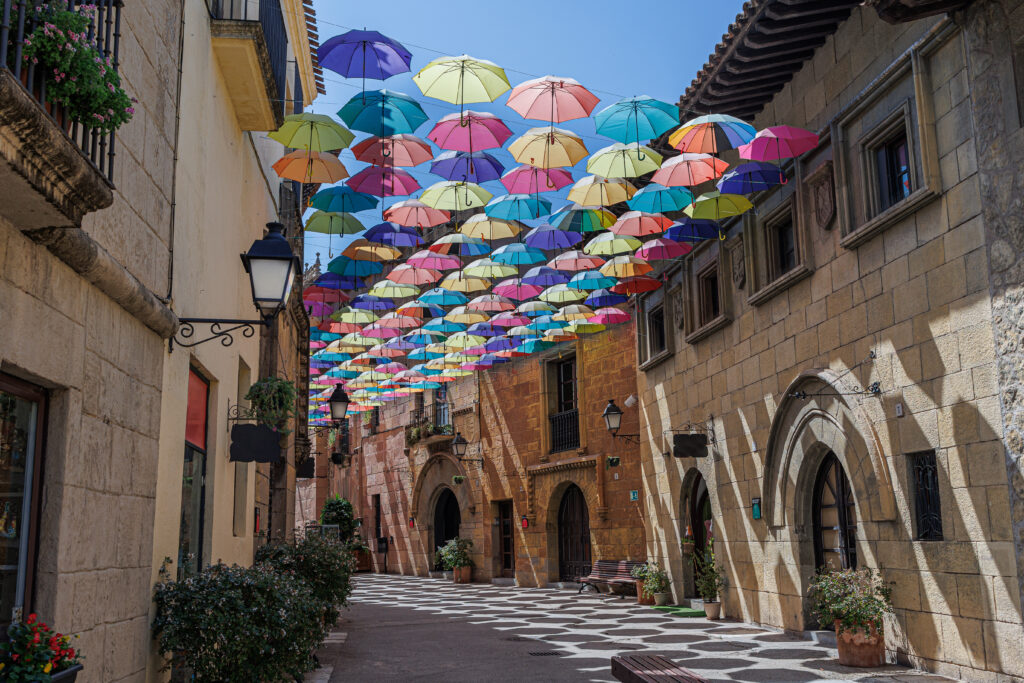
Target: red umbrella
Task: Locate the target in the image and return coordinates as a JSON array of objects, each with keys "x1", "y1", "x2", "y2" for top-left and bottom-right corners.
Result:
[
  {"x1": 739, "y1": 125, "x2": 819, "y2": 161},
  {"x1": 348, "y1": 166, "x2": 420, "y2": 196},
  {"x1": 352, "y1": 134, "x2": 434, "y2": 166},
  {"x1": 549, "y1": 250, "x2": 605, "y2": 272},
  {"x1": 636, "y1": 238, "x2": 692, "y2": 261},
  {"x1": 303, "y1": 286, "x2": 350, "y2": 305},
  {"x1": 384, "y1": 199, "x2": 450, "y2": 228},
  {"x1": 611, "y1": 276, "x2": 662, "y2": 295}
]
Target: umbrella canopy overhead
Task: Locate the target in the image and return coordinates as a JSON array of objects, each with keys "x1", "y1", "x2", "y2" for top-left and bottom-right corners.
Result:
[
  {"x1": 524, "y1": 224, "x2": 582, "y2": 251},
  {"x1": 669, "y1": 114, "x2": 757, "y2": 154},
  {"x1": 339, "y1": 89, "x2": 429, "y2": 136},
  {"x1": 311, "y1": 186, "x2": 379, "y2": 213},
  {"x1": 317, "y1": 29, "x2": 412, "y2": 80},
  {"x1": 363, "y1": 222, "x2": 424, "y2": 247},
  {"x1": 427, "y1": 110, "x2": 513, "y2": 151},
  {"x1": 414, "y1": 55, "x2": 511, "y2": 105},
  {"x1": 506, "y1": 75, "x2": 599, "y2": 123},
  {"x1": 430, "y1": 150, "x2": 504, "y2": 183},
  {"x1": 739, "y1": 125, "x2": 819, "y2": 160},
  {"x1": 717, "y1": 161, "x2": 787, "y2": 194},
  {"x1": 500, "y1": 165, "x2": 573, "y2": 194},
  {"x1": 684, "y1": 192, "x2": 754, "y2": 220},
  {"x1": 420, "y1": 180, "x2": 493, "y2": 211},
  {"x1": 508, "y1": 127, "x2": 588, "y2": 169},
  {"x1": 269, "y1": 113, "x2": 354, "y2": 151},
  {"x1": 384, "y1": 199, "x2": 450, "y2": 228},
  {"x1": 352, "y1": 134, "x2": 433, "y2": 166},
  {"x1": 587, "y1": 142, "x2": 662, "y2": 178},
  {"x1": 651, "y1": 153, "x2": 729, "y2": 187},
  {"x1": 627, "y1": 183, "x2": 694, "y2": 214},
  {"x1": 458, "y1": 214, "x2": 522, "y2": 241},
  {"x1": 567, "y1": 176, "x2": 636, "y2": 207},
  {"x1": 304, "y1": 211, "x2": 364, "y2": 236},
  {"x1": 485, "y1": 194, "x2": 552, "y2": 221},
  {"x1": 347, "y1": 166, "x2": 420, "y2": 196},
  {"x1": 272, "y1": 150, "x2": 348, "y2": 184},
  {"x1": 594, "y1": 96, "x2": 679, "y2": 144}
]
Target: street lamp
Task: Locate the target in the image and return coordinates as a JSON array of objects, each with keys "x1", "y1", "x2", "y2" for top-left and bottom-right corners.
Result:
[
  {"x1": 329, "y1": 386, "x2": 350, "y2": 421},
  {"x1": 171, "y1": 222, "x2": 300, "y2": 350},
  {"x1": 602, "y1": 398, "x2": 639, "y2": 443},
  {"x1": 451, "y1": 432, "x2": 468, "y2": 457}
]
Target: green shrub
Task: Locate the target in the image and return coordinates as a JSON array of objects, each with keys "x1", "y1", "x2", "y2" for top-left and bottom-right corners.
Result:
[
  {"x1": 151, "y1": 561, "x2": 324, "y2": 682},
  {"x1": 438, "y1": 537, "x2": 473, "y2": 569},
  {"x1": 256, "y1": 534, "x2": 355, "y2": 625},
  {"x1": 319, "y1": 495, "x2": 356, "y2": 543},
  {"x1": 808, "y1": 567, "x2": 893, "y2": 637},
  {"x1": 630, "y1": 560, "x2": 670, "y2": 598},
  {"x1": 693, "y1": 548, "x2": 726, "y2": 602}
]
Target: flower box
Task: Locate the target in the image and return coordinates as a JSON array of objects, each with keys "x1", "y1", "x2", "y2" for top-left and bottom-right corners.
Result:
[{"x1": 52, "y1": 664, "x2": 84, "y2": 682}]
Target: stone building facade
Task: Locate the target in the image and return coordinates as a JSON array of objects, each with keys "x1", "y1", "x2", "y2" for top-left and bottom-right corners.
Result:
[
  {"x1": 635, "y1": 1, "x2": 1024, "y2": 680},
  {"x1": 332, "y1": 322, "x2": 648, "y2": 585}
]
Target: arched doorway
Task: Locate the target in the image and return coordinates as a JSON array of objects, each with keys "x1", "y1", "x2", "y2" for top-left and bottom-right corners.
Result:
[
  {"x1": 433, "y1": 488, "x2": 461, "y2": 569},
  {"x1": 689, "y1": 474, "x2": 713, "y2": 555},
  {"x1": 557, "y1": 484, "x2": 591, "y2": 581},
  {"x1": 812, "y1": 452, "x2": 857, "y2": 570}
]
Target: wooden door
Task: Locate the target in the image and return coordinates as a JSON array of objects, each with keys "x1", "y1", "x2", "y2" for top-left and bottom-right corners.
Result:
[
  {"x1": 813, "y1": 452, "x2": 857, "y2": 570},
  {"x1": 498, "y1": 501, "x2": 515, "y2": 578},
  {"x1": 557, "y1": 484, "x2": 591, "y2": 581}
]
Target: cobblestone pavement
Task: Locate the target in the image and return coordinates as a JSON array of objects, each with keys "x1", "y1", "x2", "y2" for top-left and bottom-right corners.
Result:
[{"x1": 324, "y1": 574, "x2": 955, "y2": 682}]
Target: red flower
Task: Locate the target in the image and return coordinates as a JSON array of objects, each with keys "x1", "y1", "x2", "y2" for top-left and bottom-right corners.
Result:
[{"x1": 26, "y1": 614, "x2": 36, "y2": 624}]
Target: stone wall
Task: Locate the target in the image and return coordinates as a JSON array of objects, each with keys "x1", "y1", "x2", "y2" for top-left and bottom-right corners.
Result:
[{"x1": 636, "y1": 6, "x2": 1021, "y2": 680}]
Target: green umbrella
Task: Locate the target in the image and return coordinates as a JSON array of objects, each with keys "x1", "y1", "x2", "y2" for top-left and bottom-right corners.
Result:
[
  {"x1": 269, "y1": 113, "x2": 354, "y2": 151},
  {"x1": 304, "y1": 211, "x2": 364, "y2": 235},
  {"x1": 684, "y1": 191, "x2": 754, "y2": 220},
  {"x1": 413, "y1": 55, "x2": 511, "y2": 108},
  {"x1": 420, "y1": 180, "x2": 493, "y2": 212}
]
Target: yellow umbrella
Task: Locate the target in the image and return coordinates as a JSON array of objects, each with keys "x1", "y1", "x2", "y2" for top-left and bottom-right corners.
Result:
[
  {"x1": 599, "y1": 255, "x2": 654, "y2": 278},
  {"x1": 272, "y1": 150, "x2": 349, "y2": 184},
  {"x1": 587, "y1": 142, "x2": 662, "y2": 178},
  {"x1": 269, "y1": 113, "x2": 354, "y2": 151},
  {"x1": 442, "y1": 367, "x2": 474, "y2": 378},
  {"x1": 369, "y1": 280, "x2": 420, "y2": 298},
  {"x1": 458, "y1": 214, "x2": 523, "y2": 240},
  {"x1": 420, "y1": 180, "x2": 493, "y2": 212},
  {"x1": 332, "y1": 307, "x2": 379, "y2": 324},
  {"x1": 413, "y1": 55, "x2": 511, "y2": 105},
  {"x1": 342, "y1": 238, "x2": 402, "y2": 262},
  {"x1": 583, "y1": 232, "x2": 643, "y2": 256},
  {"x1": 443, "y1": 351, "x2": 481, "y2": 364},
  {"x1": 508, "y1": 127, "x2": 588, "y2": 169},
  {"x1": 567, "y1": 175, "x2": 636, "y2": 206},
  {"x1": 553, "y1": 304, "x2": 595, "y2": 322},
  {"x1": 445, "y1": 306, "x2": 490, "y2": 324},
  {"x1": 566, "y1": 320, "x2": 606, "y2": 334},
  {"x1": 463, "y1": 258, "x2": 517, "y2": 279},
  {"x1": 684, "y1": 191, "x2": 754, "y2": 220},
  {"x1": 340, "y1": 332, "x2": 377, "y2": 347},
  {"x1": 439, "y1": 271, "x2": 491, "y2": 293},
  {"x1": 446, "y1": 332, "x2": 487, "y2": 349},
  {"x1": 325, "y1": 341, "x2": 367, "y2": 355},
  {"x1": 539, "y1": 284, "x2": 588, "y2": 304}
]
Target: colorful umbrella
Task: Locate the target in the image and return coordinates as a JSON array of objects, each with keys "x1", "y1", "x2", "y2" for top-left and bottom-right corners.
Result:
[
  {"x1": 314, "y1": 272, "x2": 364, "y2": 290},
  {"x1": 347, "y1": 166, "x2": 420, "y2": 196},
  {"x1": 317, "y1": 29, "x2": 411, "y2": 80},
  {"x1": 272, "y1": 150, "x2": 348, "y2": 184},
  {"x1": 386, "y1": 264, "x2": 441, "y2": 285},
  {"x1": 583, "y1": 233, "x2": 642, "y2": 256},
  {"x1": 669, "y1": 114, "x2": 757, "y2": 154},
  {"x1": 627, "y1": 184, "x2": 694, "y2": 214},
  {"x1": 363, "y1": 222, "x2": 423, "y2": 247},
  {"x1": 594, "y1": 96, "x2": 679, "y2": 144},
  {"x1": 587, "y1": 142, "x2": 662, "y2": 178},
  {"x1": 636, "y1": 238, "x2": 692, "y2": 261},
  {"x1": 489, "y1": 311, "x2": 530, "y2": 327},
  {"x1": 342, "y1": 239, "x2": 401, "y2": 262},
  {"x1": 522, "y1": 266, "x2": 570, "y2": 287},
  {"x1": 509, "y1": 127, "x2": 588, "y2": 169},
  {"x1": 445, "y1": 306, "x2": 490, "y2": 324},
  {"x1": 549, "y1": 250, "x2": 605, "y2": 272},
  {"x1": 492, "y1": 278, "x2": 543, "y2": 301},
  {"x1": 611, "y1": 275, "x2": 662, "y2": 295},
  {"x1": 327, "y1": 255, "x2": 385, "y2": 278},
  {"x1": 311, "y1": 186, "x2": 378, "y2": 213},
  {"x1": 599, "y1": 255, "x2": 653, "y2": 279},
  {"x1": 585, "y1": 288, "x2": 628, "y2": 307},
  {"x1": 407, "y1": 250, "x2": 462, "y2": 271},
  {"x1": 458, "y1": 214, "x2": 522, "y2": 240},
  {"x1": 384, "y1": 199, "x2": 450, "y2": 228},
  {"x1": 339, "y1": 89, "x2": 429, "y2": 136},
  {"x1": 430, "y1": 150, "x2": 504, "y2": 183},
  {"x1": 549, "y1": 205, "x2": 615, "y2": 233},
  {"x1": 349, "y1": 294, "x2": 394, "y2": 311},
  {"x1": 565, "y1": 320, "x2": 605, "y2": 335},
  {"x1": 439, "y1": 271, "x2": 491, "y2": 293},
  {"x1": 304, "y1": 211, "x2": 364, "y2": 235},
  {"x1": 567, "y1": 176, "x2": 636, "y2": 207},
  {"x1": 418, "y1": 287, "x2": 468, "y2": 306},
  {"x1": 420, "y1": 180, "x2": 493, "y2": 212},
  {"x1": 463, "y1": 258, "x2": 517, "y2": 279},
  {"x1": 467, "y1": 294, "x2": 515, "y2": 312},
  {"x1": 423, "y1": 317, "x2": 467, "y2": 333},
  {"x1": 501, "y1": 165, "x2": 573, "y2": 194},
  {"x1": 739, "y1": 125, "x2": 819, "y2": 161},
  {"x1": 665, "y1": 219, "x2": 721, "y2": 242},
  {"x1": 268, "y1": 113, "x2": 354, "y2": 151},
  {"x1": 427, "y1": 110, "x2": 513, "y2": 152},
  {"x1": 609, "y1": 211, "x2": 672, "y2": 237},
  {"x1": 352, "y1": 134, "x2": 433, "y2": 166},
  {"x1": 717, "y1": 161, "x2": 787, "y2": 194},
  {"x1": 485, "y1": 194, "x2": 551, "y2": 221},
  {"x1": 506, "y1": 75, "x2": 599, "y2": 123},
  {"x1": 567, "y1": 270, "x2": 616, "y2": 291},
  {"x1": 491, "y1": 243, "x2": 546, "y2": 266},
  {"x1": 591, "y1": 307, "x2": 631, "y2": 325},
  {"x1": 396, "y1": 301, "x2": 446, "y2": 319},
  {"x1": 369, "y1": 280, "x2": 420, "y2": 299},
  {"x1": 685, "y1": 192, "x2": 754, "y2": 220},
  {"x1": 515, "y1": 300, "x2": 556, "y2": 318},
  {"x1": 414, "y1": 54, "x2": 511, "y2": 115},
  {"x1": 539, "y1": 284, "x2": 587, "y2": 304},
  {"x1": 333, "y1": 307, "x2": 380, "y2": 325},
  {"x1": 524, "y1": 224, "x2": 582, "y2": 250},
  {"x1": 428, "y1": 232, "x2": 491, "y2": 257},
  {"x1": 651, "y1": 153, "x2": 730, "y2": 187}
]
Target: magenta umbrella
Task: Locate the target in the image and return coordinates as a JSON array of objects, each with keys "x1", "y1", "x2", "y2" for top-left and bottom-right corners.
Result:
[
  {"x1": 407, "y1": 249, "x2": 462, "y2": 270},
  {"x1": 591, "y1": 307, "x2": 631, "y2": 325},
  {"x1": 348, "y1": 166, "x2": 420, "y2": 196},
  {"x1": 490, "y1": 311, "x2": 531, "y2": 327},
  {"x1": 739, "y1": 125, "x2": 818, "y2": 161},
  {"x1": 636, "y1": 238, "x2": 692, "y2": 261},
  {"x1": 305, "y1": 302, "x2": 338, "y2": 318},
  {"x1": 428, "y1": 110, "x2": 513, "y2": 152},
  {"x1": 501, "y1": 165, "x2": 573, "y2": 194},
  {"x1": 493, "y1": 277, "x2": 544, "y2": 301},
  {"x1": 361, "y1": 322, "x2": 404, "y2": 339}
]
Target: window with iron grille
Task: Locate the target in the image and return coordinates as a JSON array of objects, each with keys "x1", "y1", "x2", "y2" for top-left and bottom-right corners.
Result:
[
  {"x1": 910, "y1": 450, "x2": 942, "y2": 541},
  {"x1": 549, "y1": 358, "x2": 579, "y2": 453}
]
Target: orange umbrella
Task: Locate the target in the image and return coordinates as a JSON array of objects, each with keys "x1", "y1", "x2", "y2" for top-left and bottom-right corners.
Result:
[{"x1": 272, "y1": 150, "x2": 348, "y2": 183}]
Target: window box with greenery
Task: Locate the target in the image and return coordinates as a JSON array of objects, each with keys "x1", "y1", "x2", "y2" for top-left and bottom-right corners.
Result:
[
  {"x1": 0, "y1": 614, "x2": 82, "y2": 681},
  {"x1": 808, "y1": 568, "x2": 893, "y2": 667},
  {"x1": 630, "y1": 560, "x2": 672, "y2": 606},
  {"x1": 438, "y1": 537, "x2": 473, "y2": 583},
  {"x1": 693, "y1": 547, "x2": 726, "y2": 620}
]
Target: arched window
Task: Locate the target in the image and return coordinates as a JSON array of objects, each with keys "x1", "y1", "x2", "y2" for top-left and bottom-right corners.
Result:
[{"x1": 812, "y1": 452, "x2": 857, "y2": 570}]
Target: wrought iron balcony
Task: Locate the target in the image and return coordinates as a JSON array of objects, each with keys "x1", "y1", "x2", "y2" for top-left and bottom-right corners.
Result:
[{"x1": 549, "y1": 408, "x2": 580, "y2": 454}]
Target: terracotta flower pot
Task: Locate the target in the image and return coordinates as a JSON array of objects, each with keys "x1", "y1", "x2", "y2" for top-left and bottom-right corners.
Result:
[
  {"x1": 636, "y1": 580, "x2": 655, "y2": 605},
  {"x1": 453, "y1": 565, "x2": 472, "y2": 583},
  {"x1": 703, "y1": 601, "x2": 721, "y2": 620},
  {"x1": 681, "y1": 541, "x2": 695, "y2": 555},
  {"x1": 835, "y1": 620, "x2": 885, "y2": 667}
]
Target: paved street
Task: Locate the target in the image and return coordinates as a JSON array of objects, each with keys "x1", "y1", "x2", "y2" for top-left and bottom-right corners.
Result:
[{"x1": 317, "y1": 574, "x2": 953, "y2": 682}]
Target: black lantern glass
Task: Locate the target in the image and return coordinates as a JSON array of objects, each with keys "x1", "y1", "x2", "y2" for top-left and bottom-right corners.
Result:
[
  {"x1": 240, "y1": 222, "x2": 298, "y2": 320},
  {"x1": 451, "y1": 432, "x2": 468, "y2": 457},
  {"x1": 329, "y1": 386, "x2": 350, "y2": 421},
  {"x1": 602, "y1": 399, "x2": 623, "y2": 435}
]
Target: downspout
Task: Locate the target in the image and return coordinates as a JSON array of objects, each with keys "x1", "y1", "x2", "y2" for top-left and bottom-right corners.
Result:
[{"x1": 161, "y1": 0, "x2": 188, "y2": 304}]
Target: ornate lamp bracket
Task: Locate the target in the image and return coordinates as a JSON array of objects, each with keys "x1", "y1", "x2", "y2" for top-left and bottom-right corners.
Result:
[{"x1": 170, "y1": 318, "x2": 268, "y2": 351}]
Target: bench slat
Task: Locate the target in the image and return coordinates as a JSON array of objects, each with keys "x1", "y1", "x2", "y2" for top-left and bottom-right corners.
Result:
[{"x1": 611, "y1": 655, "x2": 707, "y2": 683}]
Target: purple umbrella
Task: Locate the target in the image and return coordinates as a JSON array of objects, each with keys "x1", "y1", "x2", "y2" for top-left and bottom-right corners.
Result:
[
  {"x1": 524, "y1": 224, "x2": 583, "y2": 251},
  {"x1": 363, "y1": 222, "x2": 424, "y2": 247},
  {"x1": 430, "y1": 150, "x2": 505, "y2": 183},
  {"x1": 665, "y1": 219, "x2": 721, "y2": 243},
  {"x1": 351, "y1": 294, "x2": 394, "y2": 311},
  {"x1": 314, "y1": 272, "x2": 364, "y2": 290},
  {"x1": 522, "y1": 266, "x2": 570, "y2": 287},
  {"x1": 467, "y1": 322, "x2": 504, "y2": 337},
  {"x1": 716, "y1": 161, "x2": 787, "y2": 194},
  {"x1": 318, "y1": 30, "x2": 412, "y2": 83},
  {"x1": 484, "y1": 337, "x2": 517, "y2": 352},
  {"x1": 585, "y1": 288, "x2": 628, "y2": 307}
]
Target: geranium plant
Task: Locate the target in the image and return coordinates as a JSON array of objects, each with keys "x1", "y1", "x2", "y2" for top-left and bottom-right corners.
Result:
[
  {"x1": 18, "y1": 3, "x2": 135, "y2": 132},
  {"x1": 0, "y1": 613, "x2": 81, "y2": 681},
  {"x1": 808, "y1": 567, "x2": 893, "y2": 637}
]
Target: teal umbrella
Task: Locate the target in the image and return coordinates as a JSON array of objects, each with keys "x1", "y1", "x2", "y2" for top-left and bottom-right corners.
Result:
[
  {"x1": 339, "y1": 89, "x2": 429, "y2": 136},
  {"x1": 311, "y1": 186, "x2": 378, "y2": 213},
  {"x1": 327, "y1": 255, "x2": 385, "y2": 278},
  {"x1": 594, "y1": 96, "x2": 679, "y2": 144},
  {"x1": 627, "y1": 184, "x2": 694, "y2": 214}
]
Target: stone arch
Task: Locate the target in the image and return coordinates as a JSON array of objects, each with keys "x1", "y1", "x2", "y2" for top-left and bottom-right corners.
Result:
[
  {"x1": 675, "y1": 467, "x2": 708, "y2": 598},
  {"x1": 411, "y1": 453, "x2": 476, "y2": 571},
  {"x1": 542, "y1": 477, "x2": 597, "y2": 583}
]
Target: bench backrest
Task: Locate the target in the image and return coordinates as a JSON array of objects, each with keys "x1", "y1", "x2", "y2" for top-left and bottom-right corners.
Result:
[{"x1": 591, "y1": 559, "x2": 643, "y2": 578}]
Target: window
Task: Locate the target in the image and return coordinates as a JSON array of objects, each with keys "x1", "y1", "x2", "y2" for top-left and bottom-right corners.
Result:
[
  {"x1": 179, "y1": 368, "x2": 209, "y2": 577},
  {"x1": 769, "y1": 214, "x2": 798, "y2": 280},
  {"x1": 373, "y1": 494, "x2": 382, "y2": 540},
  {"x1": 697, "y1": 264, "x2": 720, "y2": 327},
  {"x1": 910, "y1": 450, "x2": 942, "y2": 541},
  {"x1": 369, "y1": 406, "x2": 380, "y2": 433},
  {"x1": 874, "y1": 128, "x2": 912, "y2": 212},
  {"x1": 549, "y1": 358, "x2": 579, "y2": 453},
  {"x1": 647, "y1": 305, "x2": 666, "y2": 357},
  {"x1": 555, "y1": 359, "x2": 577, "y2": 414},
  {"x1": 413, "y1": 391, "x2": 425, "y2": 422},
  {"x1": 0, "y1": 374, "x2": 46, "y2": 631}
]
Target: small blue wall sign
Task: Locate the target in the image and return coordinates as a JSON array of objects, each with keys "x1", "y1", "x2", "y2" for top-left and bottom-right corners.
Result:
[{"x1": 629, "y1": 490, "x2": 639, "y2": 502}]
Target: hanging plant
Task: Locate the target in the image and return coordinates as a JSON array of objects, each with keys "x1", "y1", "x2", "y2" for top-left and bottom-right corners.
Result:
[
  {"x1": 245, "y1": 377, "x2": 297, "y2": 434},
  {"x1": 452, "y1": 475, "x2": 465, "y2": 485}
]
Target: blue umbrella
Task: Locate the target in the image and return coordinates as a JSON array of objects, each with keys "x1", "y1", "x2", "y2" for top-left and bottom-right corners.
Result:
[
  {"x1": 408, "y1": 348, "x2": 444, "y2": 361},
  {"x1": 527, "y1": 315, "x2": 563, "y2": 332},
  {"x1": 363, "y1": 222, "x2": 424, "y2": 247},
  {"x1": 311, "y1": 329, "x2": 341, "y2": 342},
  {"x1": 594, "y1": 96, "x2": 679, "y2": 144},
  {"x1": 423, "y1": 318, "x2": 466, "y2": 334},
  {"x1": 350, "y1": 294, "x2": 394, "y2": 311},
  {"x1": 665, "y1": 219, "x2": 721, "y2": 243},
  {"x1": 480, "y1": 352, "x2": 510, "y2": 365},
  {"x1": 430, "y1": 151, "x2": 504, "y2": 183},
  {"x1": 568, "y1": 270, "x2": 617, "y2": 291},
  {"x1": 314, "y1": 272, "x2": 365, "y2": 290},
  {"x1": 717, "y1": 161, "x2": 787, "y2": 194},
  {"x1": 467, "y1": 322, "x2": 503, "y2": 337},
  {"x1": 484, "y1": 336, "x2": 518, "y2": 352},
  {"x1": 311, "y1": 186, "x2": 378, "y2": 214},
  {"x1": 485, "y1": 194, "x2": 552, "y2": 221},
  {"x1": 522, "y1": 266, "x2": 570, "y2": 287},
  {"x1": 327, "y1": 256, "x2": 384, "y2": 278},
  {"x1": 517, "y1": 338, "x2": 555, "y2": 354},
  {"x1": 628, "y1": 184, "x2": 694, "y2": 214},
  {"x1": 492, "y1": 243, "x2": 547, "y2": 266},
  {"x1": 524, "y1": 224, "x2": 582, "y2": 251},
  {"x1": 419, "y1": 287, "x2": 469, "y2": 306},
  {"x1": 338, "y1": 89, "x2": 429, "y2": 136},
  {"x1": 585, "y1": 288, "x2": 628, "y2": 307},
  {"x1": 317, "y1": 29, "x2": 412, "y2": 81}
]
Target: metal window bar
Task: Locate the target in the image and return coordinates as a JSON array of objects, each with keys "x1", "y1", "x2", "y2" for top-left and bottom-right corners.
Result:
[
  {"x1": 549, "y1": 408, "x2": 580, "y2": 454},
  {"x1": 1, "y1": 0, "x2": 123, "y2": 181},
  {"x1": 912, "y1": 451, "x2": 943, "y2": 541}
]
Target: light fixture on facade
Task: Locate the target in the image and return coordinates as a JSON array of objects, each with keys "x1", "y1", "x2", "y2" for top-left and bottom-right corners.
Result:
[
  {"x1": 521, "y1": 515, "x2": 529, "y2": 530},
  {"x1": 329, "y1": 386, "x2": 350, "y2": 421},
  {"x1": 451, "y1": 432, "x2": 484, "y2": 465},
  {"x1": 602, "y1": 399, "x2": 640, "y2": 443},
  {"x1": 170, "y1": 222, "x2": 300, "y2": 350}
]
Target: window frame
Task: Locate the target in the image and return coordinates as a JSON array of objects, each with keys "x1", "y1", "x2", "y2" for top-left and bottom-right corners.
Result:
[
  {"x1": 863, "y1": 109, "x2": 916, "y2": 218},
  {"x1": 908, "y1": 450, "x2": 943, "y2": 541},
  {"x1": 746, "y1": 191, "x2": 815, "y2": 306},
  {"x1": 682, "y1": 239, "x2": 731, "y2": 345},
  {"x1": 637, "y1": 284, "x2": 675, "y2": 371}
]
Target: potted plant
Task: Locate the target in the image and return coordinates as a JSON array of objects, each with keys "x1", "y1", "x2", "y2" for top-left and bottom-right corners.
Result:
[
  {"x1": 406, "y1": 425, "x2": 421, "y2": 446},
  {"x1": 808, "y1": 568, "x2": 893, "y2": 667},
  {"x1": 680, "y1": 525, "x2": 695, "y2": 555},
  {"x1": 245, "y1": 377, "x2": 297, "y2": 434},
  {"x1": 0, "y1": 614, "x2": 82, "y2": 681},
  {"x1": 452, "y1": 475, "x2": 466, "y2": 485},
  {"x1": 320, "y1": 496, "x2": 356, "y2": 541},
  {"x1": 632, "y1": 560, "x2": 672, "y2": 606},
  {"x1": 629, "y1": 561, "x2": 656, "y2": 606},
  {"x1": 439, "y1": 537, "x2": 474, "y2": 583},
  {"x1": 693, "y1": 548, "x2": 726, "y2": 620}
]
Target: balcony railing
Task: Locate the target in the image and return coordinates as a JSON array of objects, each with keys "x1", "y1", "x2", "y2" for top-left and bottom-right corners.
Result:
[
  {"x1": 0, "y1": 0, "x2": 124, "y2": 180},
  {"x1": 549, "y1": 409, "x2": 580, "y2": 453},
  {"x1": 411, "y1": 402, "x2": 451, "y2": 429}
]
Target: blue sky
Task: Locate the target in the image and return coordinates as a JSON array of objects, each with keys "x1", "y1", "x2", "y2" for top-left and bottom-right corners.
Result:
[{"x1": 303, "y1": 0, "x2": 746, "y2": 267}]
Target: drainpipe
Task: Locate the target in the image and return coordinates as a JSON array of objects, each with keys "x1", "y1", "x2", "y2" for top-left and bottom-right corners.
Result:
[{"x1": 161, "y1": 0, "x2": 188, "y2": 304}]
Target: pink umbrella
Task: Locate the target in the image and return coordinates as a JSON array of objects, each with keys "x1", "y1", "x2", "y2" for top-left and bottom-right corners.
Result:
[
  {"x1": 319, "y1": 320, "x2": 362, "y2": 334},
  {"x1": 636, "y1": 238, "x2": 692, "y2": 261},
  {"x1": 377, "y1": 362, "x2": 408, "y2": 374},
  {"x1": 377, "y1": 312, "x2": 420, "y2": 329},
  {"x1": 549, "y1": 250, "x2": 606, "y2": 272},
  {"x1": 652, "y1": 153, "x2": 730, "y2": 188},
  {"x1": 310, "y1": 340, "x2": 326, "y2": 349},
  {"x1": 591, "y1": 307, "x2": 632, "y2": 325},
  {"x1": 305, "y1": 302, "x2": 337, "y2": 318},
  {"x1": 407, "y1": 249, "x2": 462, "y2": 270},
  {"x1": 492, "y1": 278, "x2": 544, "y2": 301},
  {"x1": 609, "y1": 211, "x2": 673, "y2": 237},
  {"x1": 739, "y1": 125, "x2": 818, "y2": 161},
  {"x1": 384, "y1": 199, "x2": 451, "y2": 228},
  {"x1": 428, "y1": 111, "x2": 513, "y2": 152},
  {"x1": 392, "y1": 370, "x2": 426, "y2": 383},
  {"x1": 490, "y1": 311, "x2": 530, "y2": 327},
  {"x1": 501, "y1": 165, "x2": 573, "y2": 194},
  {"x1": 361, "y1": 322, "x2": 404, "y2": 339},
  {"x1": 348, "y1": 166, "x2": 421, "y2": 196},
  {"x1": 352, "y1": 134, "x2": 434, "y2": 166},
  {"x1": 467, "y1": 294, "x2": 515, "y2": 312},
  {"x1": 368, "y1": 344, "x2": 406, "y2": 358},
  {"x1": 387, "y1": 264, "x2": 442, "y2": 285},
  {"x1": 507, "y1": 76, "x2": 600, "y2": 123}
]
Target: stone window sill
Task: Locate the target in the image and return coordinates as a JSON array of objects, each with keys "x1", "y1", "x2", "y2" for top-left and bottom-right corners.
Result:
[
  {"x1": 748, "y1": 263, "x2": 814, "y2": 307},
  {"x1": 839, "y1": 187, "x2": 938, "y2": 250},
  {"x1": 639, "y1": 348, "x2": 674, "y2": 372},
  {"x1": 684, "y1": 314, "x2": 731, "y2": 345}
]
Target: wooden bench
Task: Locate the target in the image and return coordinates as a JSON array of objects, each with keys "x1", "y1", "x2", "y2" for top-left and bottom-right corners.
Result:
[
  {"x1": 578, "y1": 559, "x2": 643, "y2": 595},
  {"x1": 611, "y1": 654, "x2": 707, "y2": 683}
]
